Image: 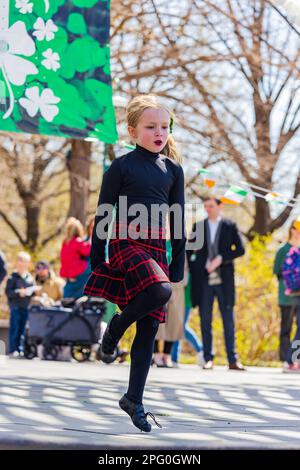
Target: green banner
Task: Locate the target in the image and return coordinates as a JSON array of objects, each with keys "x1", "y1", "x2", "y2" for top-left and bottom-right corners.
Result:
[{"x1": 0, "y1": 0, "x2": 117, "y2": 142}]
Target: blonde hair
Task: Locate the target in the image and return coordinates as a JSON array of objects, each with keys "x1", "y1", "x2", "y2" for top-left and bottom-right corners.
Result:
[
  {"x1": 126, "y1": 94, "x2": 182, "y2": 164},
  {"x1": 17, "y1": 251, "x2": 31, "y2": 263},
  {"x1": 288, "y1": 219, "x2": 300, "y2": 242},
  {"x1": 64, "y1": 217, "x2": 84, "y2": 243}
]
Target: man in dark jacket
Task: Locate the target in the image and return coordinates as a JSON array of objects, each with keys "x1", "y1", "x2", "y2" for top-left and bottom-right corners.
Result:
[
  {"x1": 187, "y1": 197, "x2": 245, "y2": 370},
  {"x1": 5, "y1": 252, "x2": 35, "y2": 356}
]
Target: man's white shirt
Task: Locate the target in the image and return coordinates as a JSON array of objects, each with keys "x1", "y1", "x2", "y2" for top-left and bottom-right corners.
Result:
[{"x1": 208, "y1": 216, "x2": 222, "y2": 244}]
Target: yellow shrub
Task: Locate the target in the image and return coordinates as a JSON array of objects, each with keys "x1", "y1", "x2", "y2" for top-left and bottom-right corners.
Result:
[{"x1": 234, "y1": 235, "x2": 280, "y2": 365}]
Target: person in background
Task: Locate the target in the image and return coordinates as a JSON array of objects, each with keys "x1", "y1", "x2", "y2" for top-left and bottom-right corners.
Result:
[
  {"x1": 274, "y1": 219, "x2": 300, "y2": 372},
  {"x1": 0, "y1": 250, "x2": 7, "y2": 287},
  {"x1": 33, "y1": 260, "x2": 65, "y2": 305},
  {"x1": 153, "y1": 276, "x2": 185, "y2": 368},
  {"x1": 5, "y1": 251, "x2": 35, "y2": 357},
  {"x1": 187, "y1": 197, "x2": 246, "y2": 371},
  {"x1": 285, "y1": 310, "x2": 300, "y2": 373},
  {"x1": 60, "y1": 217, "x2": 91, "y2": 299},
  {"x1": 171, "y1": 272, "x2": 203, "y2": 367},
  {"x1": 153, "y1": 241, "x2": 186, "y2": 368}
]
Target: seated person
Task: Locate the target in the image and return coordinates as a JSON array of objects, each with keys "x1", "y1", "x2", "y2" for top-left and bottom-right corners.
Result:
[{"x1": 32, "y1": 260, "x2": 65, "y2": 306}]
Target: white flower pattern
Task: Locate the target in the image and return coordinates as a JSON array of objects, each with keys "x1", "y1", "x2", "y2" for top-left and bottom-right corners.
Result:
[
  {"x1": 0, "y1": 0, "x2": 114, "y2": 142},
  {"x1": 42, "y1": 48, "x2": 61, "y2": 71},
  {"x1": 15, "y1": 0, "x2": 33, "y2": 14},
  {"x1": 19, "y1": 86, "x2": 61, "y2": 122},
  {"x1": 0, "y1": 21, "x2": 38, "y2": 119},
  {"x1": 33, "y1": 18, "x2": 58, "y2": 42}
]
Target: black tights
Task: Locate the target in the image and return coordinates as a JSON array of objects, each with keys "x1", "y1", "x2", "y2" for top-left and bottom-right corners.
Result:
[
  {"x1": 111, "y1": 282, "x2": 172, "y2": 339},
  {"x1": 111, "y1": 282, "x2": 172, "y2": 405},
  {"x1": 126, "y1": 315, "x2": 160, "y2": 404}
]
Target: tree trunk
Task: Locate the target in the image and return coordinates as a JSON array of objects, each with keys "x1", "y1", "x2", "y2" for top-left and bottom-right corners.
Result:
[
  {"x1": 67, "y1": 140, "x2": 92, "y2": 225},
  {"x1": 248, "y1": 196, "x2": 271, "y2": 238},
  {"x1": 25, "y1": 197, "x2": 41, "y2": 251}
]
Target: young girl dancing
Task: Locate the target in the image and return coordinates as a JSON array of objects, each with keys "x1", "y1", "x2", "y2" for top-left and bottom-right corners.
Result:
[{"x1": 84, "y1": 94, "x2": 186, "y2": 432}]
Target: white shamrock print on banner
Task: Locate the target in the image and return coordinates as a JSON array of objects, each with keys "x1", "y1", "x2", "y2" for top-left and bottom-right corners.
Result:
[
  {"x1": 15, "y1": 0, "x2": 33, "y2": 14},
  {"x1": 16, "y1": 1, "x2": 49, "y2": 14},
  {"x1": 20, "y1": 86, "x2": 61, "y2": 122},
  {"x1": 33, "y1": 18, "x2": 58, "y2": 41},
  {"x1": 42, "y1": 49, "x2": 61, "y2": 71},
  {"x1": 0, "y1": 21, "x2": 38, "y2": 119},
  {"x1": 0, "y1": 0, "x2": 117, "y2": 143}
]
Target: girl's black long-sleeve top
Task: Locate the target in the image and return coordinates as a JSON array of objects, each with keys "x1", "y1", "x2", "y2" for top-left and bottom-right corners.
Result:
[{"x1": 90, "y1": 144, "x2": 186, "y2": 282}]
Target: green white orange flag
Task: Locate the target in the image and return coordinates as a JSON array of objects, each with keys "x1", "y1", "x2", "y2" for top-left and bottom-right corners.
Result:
[
  {"x1": 265, "y1": 192, "x2": 287, "y2": 205},
  {"x1": 198, "y1": 168, "x2": 217, "y2": 188},
  {"x1": 221, "y1": 186, "x2": 249, "y2": 205}
]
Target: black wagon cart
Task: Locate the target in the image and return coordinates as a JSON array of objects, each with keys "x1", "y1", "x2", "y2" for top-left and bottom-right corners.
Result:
[{"x1": 24, "y1": 296, "x2": 106, "y2": 361}]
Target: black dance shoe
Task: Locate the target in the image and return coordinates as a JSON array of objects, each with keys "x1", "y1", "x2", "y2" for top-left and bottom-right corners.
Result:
[
  {"x1": 99, "y1": 314, "x2": 120, "y2": 363},
  {"x1": 119, "y1": 394, "x2": 162, "y2": 433}
]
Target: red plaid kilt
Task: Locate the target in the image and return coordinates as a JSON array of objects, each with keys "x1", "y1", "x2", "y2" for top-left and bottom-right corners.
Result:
[{"x1": 84, "y1": 225, "x2": 170, "y2": 322}]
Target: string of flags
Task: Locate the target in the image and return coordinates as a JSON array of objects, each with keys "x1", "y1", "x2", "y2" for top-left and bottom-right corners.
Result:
[
  {"x1": 114, "y1": 148, "x2": 299, "y2": 209},
  {"x1": 198, "y1": 168, "x2": 217, "y2": 188},
  {"x1": 221, "y1": 186, "x2": 249, "y2": 205},
  {"x1": 198, "y1": 168, "x2": 299, "y2": 209}
]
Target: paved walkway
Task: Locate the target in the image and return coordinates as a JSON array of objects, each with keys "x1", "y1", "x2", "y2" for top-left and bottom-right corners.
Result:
[{"x1": 0, "y1": 359, "x2": 300, "y2": 449}]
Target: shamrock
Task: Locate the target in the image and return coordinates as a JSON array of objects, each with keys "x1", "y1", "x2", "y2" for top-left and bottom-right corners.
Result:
[
  {"x1": 19, "y1": 86, "x2": 60, "y2": 122},
  {"x1": 15, "y1": 0, "x2": 33, "y2": 14},
  {"x1": 0, "y1": 21, "x2": 38, "y2": 118},
  {"x1": 42, "y1": 49, "x2": 61, "y2": 72},
  {"x1": 33, "y1": 18, "x2": 58, "y2": 42}
]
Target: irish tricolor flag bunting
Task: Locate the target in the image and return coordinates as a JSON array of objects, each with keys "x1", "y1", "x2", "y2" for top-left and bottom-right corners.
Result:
[
  {"x1": 265, "y1": 192, "x2": 287, "y2": 205},
  {"x1": 196, "y1": 167, "x2": 297, "y2": 209},
  {"x1": 221, "y1": 186, "x2": 249, "y2": 205},
  {"x1": 198, "y1": 168, "x2": 217, "y2": 188}
]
